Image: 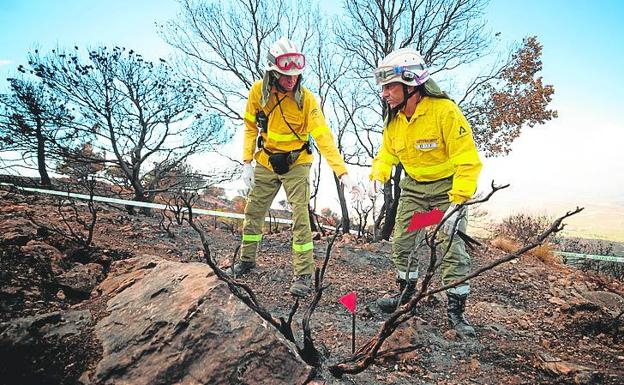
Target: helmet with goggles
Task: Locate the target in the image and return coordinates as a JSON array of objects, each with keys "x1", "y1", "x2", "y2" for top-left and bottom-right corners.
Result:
[
  {"x1": 267, "y1": 37, "x2": 306, "y2": 76},
  {"x1": 374, "y1": 48, "x2": 429, "y2": 87}
]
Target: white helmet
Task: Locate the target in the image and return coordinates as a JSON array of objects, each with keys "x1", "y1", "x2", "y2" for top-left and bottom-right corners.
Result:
[
  {"x1": 373, "y1": 48, "x2": 429, "y2": 86},
  {"x1": 266, "y1": 37, "x2": 306, "y2": 76}
]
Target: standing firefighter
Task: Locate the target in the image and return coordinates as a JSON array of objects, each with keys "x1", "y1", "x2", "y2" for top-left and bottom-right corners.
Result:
[
  {"x1": 228, "y1": 37, "x2": 362, "y2": 297},
  {"x1": 370, "y1": 48, "x2": 482, "y2": 337}
]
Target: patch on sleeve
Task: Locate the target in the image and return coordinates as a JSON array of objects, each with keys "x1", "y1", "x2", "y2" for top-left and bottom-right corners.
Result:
[
  {"x1": 415, "y1": 138, "x2": 438, "y2": 150},
  {"x1": 458, "y1": 126, "x2": 468, "y2": 136}
]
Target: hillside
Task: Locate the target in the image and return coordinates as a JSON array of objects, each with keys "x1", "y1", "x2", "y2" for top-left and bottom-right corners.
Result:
[{"x1": 1, "y1": 186, "x2": 623, "y2": 385}]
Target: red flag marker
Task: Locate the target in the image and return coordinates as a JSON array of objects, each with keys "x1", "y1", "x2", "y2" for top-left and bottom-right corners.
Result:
[
  {"x1": 406, "y1": 208, "x2": 444, "y2": 232},
  {"x1": 339, "y1": 291, "x2": 357, "y2": 353},
  {"x1": 339, "y1": 291, "x2": 357, "y2": 314}
]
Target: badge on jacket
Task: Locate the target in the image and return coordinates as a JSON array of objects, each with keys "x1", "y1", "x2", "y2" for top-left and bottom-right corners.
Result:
[{"x1": 416, "y1": 138, "x2": 438, "y2": 150}]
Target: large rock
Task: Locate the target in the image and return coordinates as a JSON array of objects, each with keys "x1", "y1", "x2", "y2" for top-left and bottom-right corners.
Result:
[
  {"x1": 57, "y1": 263, "x2": 104, "y2": 296},
  {"x1": 0, "y1": 217, "x2": 37, "y2": 246},
  {"x1": 578, "y1": 290, "x2": 624, "y2": 317},
  {"x1": 21, "y1": 240, "x2": 64, "y2": 275},
  {"x1": 0, "y1": 310, "x2": 92, "y2": 346},
  {"x1": 92, "y1": 256, "x2": 311, "y2": 385},
  {"x1": 0, "y1": 310, "x2": 94, "y2": 385}
]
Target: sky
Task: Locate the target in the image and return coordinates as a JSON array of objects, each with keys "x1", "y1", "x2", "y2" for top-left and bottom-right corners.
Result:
[{"x1": 1, "y1": 0, "x2": 623, "y2": 240}]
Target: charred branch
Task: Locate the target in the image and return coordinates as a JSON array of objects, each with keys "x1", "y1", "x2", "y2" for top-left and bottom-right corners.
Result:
[{"x1": 328, "y1": 183, "x2": 583, "y2": 377}]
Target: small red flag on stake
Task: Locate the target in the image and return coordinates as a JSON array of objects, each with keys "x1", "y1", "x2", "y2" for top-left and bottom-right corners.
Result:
[
  {"x1": 339, "y1": 291, "x2": 357, "y2": 314},
  {"x1": 339, "y1": 291, "x2": 358, "y2": 353},
  {"x1": 407, "y1": 208, "x2": 444, "y2": 232}
]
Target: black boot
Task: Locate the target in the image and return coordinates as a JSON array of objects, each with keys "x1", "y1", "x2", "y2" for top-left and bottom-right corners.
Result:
[
  {"x1": 377, "y1": 279, "x2": 416, "y2": 313},
  {"x1": 224, "y1": 261, "x2": 256, "y2": 278},
  {"x1": 289, "y1": 274, "x2": 313, "y2": 298},
  {"x1": 447, "y1": 293, "x2": 476, "y2": 337}
]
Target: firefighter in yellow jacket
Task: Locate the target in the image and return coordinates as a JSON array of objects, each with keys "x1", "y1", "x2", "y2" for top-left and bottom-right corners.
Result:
[
  {"x1": 228, "y1": 37, "x2": 362, "y2": 297},
  {"x1": 370, "y1": 48, "x2": 482, "y2": 337}
]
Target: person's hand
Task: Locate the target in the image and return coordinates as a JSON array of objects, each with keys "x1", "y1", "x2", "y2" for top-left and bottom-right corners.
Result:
[
  {"x1": 242, "y1": 163, "x2": 254, "y2": 191},
  {"x1": 442, "y1": 203, "x2": 464, "y2": 236},
  {"x1": 368, "y1": 180, "x2": 382, "y2": 199},
  {"x1": 340, "y1": 174, "x2": 364, "y2": 203}
]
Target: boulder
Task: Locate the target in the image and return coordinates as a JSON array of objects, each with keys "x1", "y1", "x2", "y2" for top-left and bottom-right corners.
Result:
[
  {"x1": 579, "y1": 290, "x2": 624, "y2": 318},
  {"x1": 93, "y1": 256, "x2": 311, "y2": 385},
  {"x1": 0, "y1": 217, "x2": 37, "y2": 246},
  {"x1": 21, "y1": 240, "x2": 64, "y2": 274},
  {"x1": 0, "y1": 310, "x2": 94, "y2": 385},
  {"x1": 0, "y1": 310, "x2": 92, "y2": 346},
  {"x1": 57, "y1": 263, "x2": 104, "y2": 296}
]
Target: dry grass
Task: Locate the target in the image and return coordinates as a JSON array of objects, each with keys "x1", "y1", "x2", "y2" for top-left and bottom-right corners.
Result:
[{"x1": 490, "y1": 236, "x2": 562, "y2": 266}]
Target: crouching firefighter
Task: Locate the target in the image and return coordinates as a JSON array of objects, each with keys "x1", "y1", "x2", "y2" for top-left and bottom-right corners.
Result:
[
  {"x1": 369, "y1": 48, "x2": 482, "y2": 337},
  {"x1": 227, "y1": 37, "x2": 362, "y2": 298}
]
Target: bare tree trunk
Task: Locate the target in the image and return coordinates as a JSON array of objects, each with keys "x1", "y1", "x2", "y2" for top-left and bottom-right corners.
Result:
[
  {"x1": 130, "y1": 191, "x2": 152, "y2": 216},
  {"x1": 335, "y1": 174, "x2": 350, "y2": 234},
  {"x1": 380, "y1": 164, "x2": 403, "y2": 240},
  {"x1": 308, "y1": 206, "x2": 319, "y2": 232},
  {"x1": 35, "y1": 123, "x2": 51, "y2": 187},
  {"x1": 373, "y1": 200, "x2": 386, "y2": 241}
]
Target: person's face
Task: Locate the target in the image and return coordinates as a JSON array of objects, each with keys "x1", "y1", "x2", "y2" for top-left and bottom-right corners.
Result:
[
  {"x1": 277, "y1": 74, "x2": 299, "y2": 91},
  {"x1": 381, "y1": 82, "x2": 409, "y2": 108}
]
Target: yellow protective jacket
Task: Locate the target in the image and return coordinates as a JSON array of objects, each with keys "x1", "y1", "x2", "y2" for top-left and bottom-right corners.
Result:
[
  {"x1": 370, "y1": 96, "x2": 482, "y2": 204},
  {"x1": 243, "y1": 80, "x2": 348, "y2": 177}
]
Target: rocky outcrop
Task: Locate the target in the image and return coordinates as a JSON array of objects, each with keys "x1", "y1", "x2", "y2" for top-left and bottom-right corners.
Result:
[
  {"x1": 91, "y1": 256, "x2": 312, "y2": 385},
  {"x1": 0, "y1": 310, "x2": 92, "y2": 346}
]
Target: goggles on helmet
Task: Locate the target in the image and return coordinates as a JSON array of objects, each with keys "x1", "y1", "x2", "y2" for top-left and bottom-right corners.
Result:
[
  {"x1": 374, "y1": 64, "x2": 427, "y2": 85},
  {"x1": 274, "y1": 53, "x2": 306, "y2": 71}
]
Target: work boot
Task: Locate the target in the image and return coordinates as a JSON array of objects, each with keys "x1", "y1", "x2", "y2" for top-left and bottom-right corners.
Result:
[
  {"x1": 224, "y1": 261, "x2": 256, "y2": 278},
  {"x1": 377, "y1": 279, "x2": 416, "y2": 313},
  {"x1": 289, "y1": 274, "x2": 313, "y2": 298},
  {"x1": 447, "y1": 292, "x2": 476, "y2": 337}
]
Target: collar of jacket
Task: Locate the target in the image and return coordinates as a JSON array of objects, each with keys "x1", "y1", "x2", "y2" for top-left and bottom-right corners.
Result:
[
  {"x1": 396, "y1": 96, "x2": 430, "y2": 123},
  {"x1": 260, "y1": 71, "x2": 304, "y2": 109}
]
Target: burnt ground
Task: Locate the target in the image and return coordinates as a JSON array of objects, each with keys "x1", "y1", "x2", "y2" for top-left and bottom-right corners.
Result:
[{"x1": 1, "y1": 185, "x2": 623, "y2": 385}]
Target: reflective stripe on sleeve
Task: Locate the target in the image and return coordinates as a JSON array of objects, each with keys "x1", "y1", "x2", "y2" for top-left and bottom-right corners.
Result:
[
  {"x1": 310, "y1": 125, "x2": 331, "y2": 139},
  {"x1": 245, "y1": 111, "x2": 256, "y2": 123}
]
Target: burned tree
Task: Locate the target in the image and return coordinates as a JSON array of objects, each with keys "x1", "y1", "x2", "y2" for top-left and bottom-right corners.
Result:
[
  {"x1": 183, "y1": 192, "x2": 340, "y2": 367},
  {"x1": 22, "y1": 46, "x2": 230, "y2": 214},
  {"x1": 183, "y1": 183, "x2": 582, "y2": 380},
  {"x1": 55, "y1": 143, "x2": 105, "y2": 181},
  {"x1": 161, "y1": 0, "x2": 313, "y2": 124},
  {"x1": 26, "y1": 178, "x2": 100, "y2": 251},
  {"x1": 330, "y1": 203, "x2": 584, "y2": 376},
  {"x1": 0, "y1": 77, "x2": 83, "y2": 186}
]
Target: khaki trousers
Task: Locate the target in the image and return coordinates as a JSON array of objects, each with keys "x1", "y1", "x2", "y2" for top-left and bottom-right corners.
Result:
[
  {"x1": 392, "y1": 175, "x2": 471, "y2": 294},
  {"x1": 240, "y1": 163, "x2": 314, "y2": 276}
]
